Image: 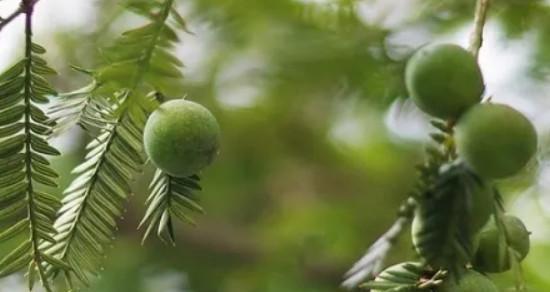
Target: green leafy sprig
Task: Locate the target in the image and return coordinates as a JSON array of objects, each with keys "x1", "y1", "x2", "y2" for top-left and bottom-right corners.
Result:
[
  {"x1": 343, "y1": 0, "x2": 493, "y2": 287},
  {"x1": 0, "y1": 1, "x2": 64, "y2": 291},
  {"x1": 44, "y1": 0, "x2": 203, "y2": 289},
  {"x1": 139, "y1": 170, "x2": 204, "y2": 245},
  {"x1": 44, "y1": 93, "x2": 149, "y2": 288},
  {"x1": 412, "y1": 163, "x2": 483, "y2": 275},
  {"x1": 361, "y1": 262, "x2": 447, "y2": 292},
  {"x1": 342, "y1": 121, "x2": 456, "y2": 289}
]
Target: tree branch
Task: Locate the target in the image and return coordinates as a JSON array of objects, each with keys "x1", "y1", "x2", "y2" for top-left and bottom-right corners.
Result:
[
  {"x1": 342, "y1": 121, "x2": 457, "y2": 289},
  {"x1": 468, "y1": 0, "x2": 491, "y2": 59},
  {"x1": 0, "y1": 0, "x2": 41, "y2": 34},
  {"x1": 0, "y1": 5, "x2": 23, "y2": 33},
  {"x1": 341, "y1": 198, "x2": 416, "y2": 289}
]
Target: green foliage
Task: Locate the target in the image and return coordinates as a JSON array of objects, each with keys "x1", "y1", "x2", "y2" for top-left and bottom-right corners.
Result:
[
  {"x1": 0, "y1": 35, "x2": 62, "y2": 292},
  {"x1": 44, "y1": 95, "x2": 149, "y2": 288},
  {"x1": 96, "y1": 1, "x2": 186, "y2": 97},
  {"x1": 2, "y1": 0, "x2": 549, "y2": 291},
  {"x1": 49, "y1": 79, "x2": 101, "y2": 136},
  {"x1": 412, "y1": 163, "x2": 484, "y2": 274},
  {"x1": 139, "y1": 170, "x2": 204, "y2": 245},
  {"x1": 362, "y1": 262, "x2": 450, "y2": 291},
  {"x1": 362, "y1": 262, "x2": 427, "y2": 291},
  {"x1": 41, "y1": 0, "x2": 204, "y2": 289},
  {"x1": 343, "y1": 121, "x2": 456, "y2": 288}
]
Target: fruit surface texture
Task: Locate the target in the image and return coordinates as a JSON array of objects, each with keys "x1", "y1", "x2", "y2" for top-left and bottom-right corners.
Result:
[
  {"x1": 456, "y1": 103, "x2": 537, "y2": 179},
  {"x1": 405, "y1": 43, "x2": 484, "y2": 119},
  {"x1": 144, "y1": 99, "x2": 220, "y2": 177}
]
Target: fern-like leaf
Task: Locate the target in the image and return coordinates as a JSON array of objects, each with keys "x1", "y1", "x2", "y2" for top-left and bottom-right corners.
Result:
[
  {"x1": 139, "y1": 170, "x2": 204, "y2": 245},
  {"x1": 96, "y1": 0, "x2": 186, "y2": 97},
  {"x1": 412, "y1": 163, "x2": 482, "y2": 276},
  {"x1": 0, "y1": 18, "x2": 63, "y2": 292},
  {"x1": 44, "y1": 94, "x2": 148, "y2": 287},
  {"x1": 48, "y1": 80, "x2": 105, "y2": 136},
  {"x1": 361, "y1": 262, "x2": 424, "y2": 291},
  {"x1": 295, "y1": 0, "x2": 360, "y2": 30},
  {"x1": 47, "y1": 0, "x2": 188, "y2": 288},
  {"x1": 50, "y1": 0, "x2": 188, "y2": 137},
  {"x1": 361, "y1": 263, "x2": 447, "y2": 292},
  {"x1": 342, "y1": 120, "x2": 455, "y2": 289}
]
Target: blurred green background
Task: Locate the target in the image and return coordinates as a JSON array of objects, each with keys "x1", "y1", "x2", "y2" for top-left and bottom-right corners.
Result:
[{"x1": 1, "y1": 0, "x2": 550, "y2": 291}]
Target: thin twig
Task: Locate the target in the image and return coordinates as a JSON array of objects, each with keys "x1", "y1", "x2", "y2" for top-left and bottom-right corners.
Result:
[
  {"x1": 341, "y1": 198, "x2": 416, "y2": 289},
  {"x1": 342, "y1": 122, "x2": 457, "y2": 289},
  {"x1": 0, "y1": 0, "x2": 41, "y2": 34},
  {"x1": 0, "y1": 6, "x2": 23, "y2": 33},
  {"x1": 468, "y1": 0, "x2": 491, "y2": 59}
]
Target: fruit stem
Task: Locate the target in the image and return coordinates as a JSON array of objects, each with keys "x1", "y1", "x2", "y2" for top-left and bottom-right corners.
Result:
[
  {"x1": 468, "y1": 0, "x2": 491, "y2": 59},
  {"x1": 444, "y1": 119, "x2": 457, "y2": 160}
]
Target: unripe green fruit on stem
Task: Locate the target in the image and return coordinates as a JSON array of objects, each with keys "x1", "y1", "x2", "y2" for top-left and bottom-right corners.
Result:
[
  {"x1": 144, "y1": 99, "x2": 220, "y2": 177},
  {"x1": 474, "y1": 215, "x2": 530, "y2": 273},
  {"x1": 467, "y1": 182, "x2": 495, "y2": 233},
  {"x1": 405, "y1": 43, "x2": 484, "y2": 119},
  {"x1": 438, "y1": 270, "x2": 498, "y2": 292},
  {"x1": 456, "y1": 103, "x2": 537, "y2": 179}
]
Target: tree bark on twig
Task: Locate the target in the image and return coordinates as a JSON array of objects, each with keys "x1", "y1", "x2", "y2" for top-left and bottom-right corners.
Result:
[{"x1": 469, "y1": 0, "x2": 491, "y2": 59}]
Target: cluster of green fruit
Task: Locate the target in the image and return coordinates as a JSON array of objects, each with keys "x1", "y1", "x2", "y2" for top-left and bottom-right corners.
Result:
[
  {"x1": 407, "y1": 43, "x2": 537, "y2": 180},
  {"x1": 143, "y1": 99, "x2": 220, "y2": 177},
  {"x1": 372, "y1": 44, "x2": 537, "y2": 291}
]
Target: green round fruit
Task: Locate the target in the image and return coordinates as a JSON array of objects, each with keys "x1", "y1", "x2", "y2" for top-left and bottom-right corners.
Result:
[
  {"x1": 405, "y1": 43, "x2": 484, "y2": 119},
  {"x1": 371, "y1": 262, "x2": 425, "y2": 292},
  {"x1": 438, "y1": 270, "x2": 498, "y2": 292},
  {"x1": 474, "y1": 215, "x2": 530, "y2": 273},
  {"x1": 456, "y1": 103, "x2": 537, "y2": 179},
  {"x1": 144, "y1": 99, "x2": 220, "y2": 177},
  {"x1": 467, "y1": 182, "x2": 494, "y2": 234}
]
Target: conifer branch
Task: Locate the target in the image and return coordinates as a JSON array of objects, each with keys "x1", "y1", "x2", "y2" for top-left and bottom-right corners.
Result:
[
  {"x1": 342, "y1": 121, "x2": 456, "y2": 289},
  {"x1": 21, "y1": 2, "x2": 50, "y2": 290},
  {"x1": 0, "y1": 0, "x2": 63, "y2": 291},
  {"x1": 47, "y1": 0, "x2": 186, "y2": 287},
  {"x1": 344, "y1": 0, "x2": 494, "y2": 281}
]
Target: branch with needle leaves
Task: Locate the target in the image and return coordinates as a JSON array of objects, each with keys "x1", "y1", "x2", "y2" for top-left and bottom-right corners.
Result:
[
  {"x1": 0, "y1": 0, "x2": 67, "y2": 290},
  {"x1": 42, "y1": 0, "x2": 195, "y2": 288},
  {"x1": 341, "y1": 0, "x2": 491, "y2": 282},
  {"x1": 341, "y1": 120, "x2": 456, "y2": 289},
  {"x1": 139, "y1": 169, "x2": 204, "y2": 246}
]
